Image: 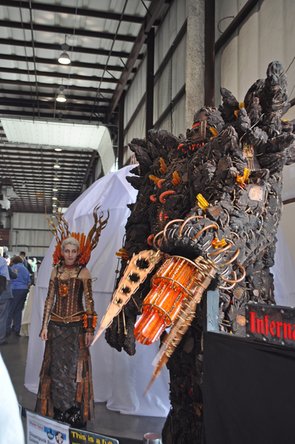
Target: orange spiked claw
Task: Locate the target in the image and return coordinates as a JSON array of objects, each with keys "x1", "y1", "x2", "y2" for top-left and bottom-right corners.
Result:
[
  {"x1": 116, "y1": 247, "x2": 130, "y2": 261},
  {"x1": 148, "y1": 174, "x2": 161, "y2": 185},
  {"x1": 171, "y1": 171, "x2": 181, "y2": 186},
  {"x1": 159, "y1": 157, "x2": 167, "y2": 174}
]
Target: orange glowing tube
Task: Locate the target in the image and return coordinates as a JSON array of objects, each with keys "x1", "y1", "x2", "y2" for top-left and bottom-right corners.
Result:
[{"x1": 134, "y1": 256, "x2": 200, "y2": 345}]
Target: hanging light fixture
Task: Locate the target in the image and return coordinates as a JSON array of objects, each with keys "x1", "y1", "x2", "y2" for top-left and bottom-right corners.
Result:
[
  {"x1": 52, "y1": 188, "x2": 58, "y2": 192},
  {"x1": 58, "y1": 36, "x2": 71, "y2": 65},
  {"x1": 53, "y1": 160, "x2": 61, "y2": 169},
  {"x1": 54, "y1": 148, "x2": 63, "y2": 152},
  {"x1": 53, "y1": 175, "x2": 60, "y2": 182},
  {"x1": 56, "y1": 86, "x2": 67, "y2": 103}
]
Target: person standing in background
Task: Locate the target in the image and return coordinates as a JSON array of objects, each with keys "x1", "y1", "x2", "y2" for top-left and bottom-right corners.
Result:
[
  {"x1": 28, "y1": 257, "x2": 38, "y2": 285},
  {"x1": 6, "y1": 256, "x2": 30, "y2": 337},
  {"x1": 19, "y1": 251, "x2": 34, "y2": 284},
  {"x1": 0, "y1": 247, "x2": 16, "y2": 345},
  {"x1": 19, "y1": 251, "x2": 32, "y2": 273}
]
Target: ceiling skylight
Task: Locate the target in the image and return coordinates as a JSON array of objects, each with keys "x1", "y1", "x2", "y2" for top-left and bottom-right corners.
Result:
[{"x1": 1, "y1": 118, "x2": 106, "y2": 149}]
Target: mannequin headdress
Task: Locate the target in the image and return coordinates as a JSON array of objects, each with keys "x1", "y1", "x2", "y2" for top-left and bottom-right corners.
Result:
[{"x1": 48, "y1": 205, "x2": 109, "y2": 266}]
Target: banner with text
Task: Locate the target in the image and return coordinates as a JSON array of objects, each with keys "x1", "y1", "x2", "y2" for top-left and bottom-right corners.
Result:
[
  {"x1": 69, "y1": 428, "x2": 119, "y2": 444},
  {"x1": 246, "y1": 303, "x2": 295, "y2": 347}
]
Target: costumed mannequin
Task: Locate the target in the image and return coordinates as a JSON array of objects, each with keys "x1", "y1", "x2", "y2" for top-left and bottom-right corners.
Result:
[
  {"x1": 94, "y1": 61, "x2": 295, "y2": 443},
  {"x1": 36, "y1": 207, "x2": 108, "y2": 428}
]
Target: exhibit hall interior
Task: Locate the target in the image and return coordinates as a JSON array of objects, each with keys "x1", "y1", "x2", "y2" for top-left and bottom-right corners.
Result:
[{"x1": 0, "y1": 1, "x2": 295, "y2": 443}]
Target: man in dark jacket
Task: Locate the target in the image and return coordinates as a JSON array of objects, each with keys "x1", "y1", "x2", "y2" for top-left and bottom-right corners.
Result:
[
  {"x1": 19, "y1": 251, "x2": 33, "y2": 274},
  {"x1": 0, "y1": 247, "x2": 16, "y2": 345},
  {"x1": 19, "y1": 251, "x2": 34, "y2": 284}
]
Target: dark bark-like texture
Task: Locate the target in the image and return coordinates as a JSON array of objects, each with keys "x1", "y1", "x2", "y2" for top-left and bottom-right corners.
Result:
[{"x1": 105, "y1": 61, "x2": 295, "y2": 443}]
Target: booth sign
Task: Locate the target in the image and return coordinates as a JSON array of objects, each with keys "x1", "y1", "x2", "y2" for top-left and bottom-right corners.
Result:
[{"x1": 246, "y1": 303, "x2": 295, "y2": 347}]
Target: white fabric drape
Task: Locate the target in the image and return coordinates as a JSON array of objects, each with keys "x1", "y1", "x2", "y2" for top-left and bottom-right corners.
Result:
[
  {"x1": 20, "y1": 285, "x2": 34, "y2": 336},
  {"x1": 25, "y1": 165, "x2": 170, "y2": 417}
]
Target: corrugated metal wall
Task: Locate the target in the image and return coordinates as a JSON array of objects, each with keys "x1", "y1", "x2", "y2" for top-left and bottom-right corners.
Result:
[
  {"x1": 10, "y1": 212, "x2": 52, "y2": 258},
  {"x1": 153, "y1": 1, "x2": 187, "y2": 131},
  {"x1": 123, "y1": 0, "x2": 187, "y2": 162},
  {"x1": 122, "y1": 0, "x2": 295, "y2": 168},
  {"x1": 216, "y1": 0, "x2": 295, "y2": 124},
  {"x1": 123, "y1": 58, "x2": 147, "y2": 160},
  {"x1": 123, "y1": 0, "x2": 295, "y2": 133}
]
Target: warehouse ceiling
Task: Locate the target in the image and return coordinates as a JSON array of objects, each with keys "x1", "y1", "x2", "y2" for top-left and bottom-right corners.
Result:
[{"x1": 0, "y1": 0, "x2": 171, "y2": 213}]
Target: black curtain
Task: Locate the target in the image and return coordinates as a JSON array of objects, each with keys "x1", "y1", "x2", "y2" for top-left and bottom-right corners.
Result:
[{"x1": 203, "y1": 332, "x2": 295, "y2": 444}]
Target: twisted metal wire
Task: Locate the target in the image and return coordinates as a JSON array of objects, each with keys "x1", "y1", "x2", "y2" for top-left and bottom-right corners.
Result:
[{"x1": 152, "y1": 215, "x2": 245, "y2": 290}]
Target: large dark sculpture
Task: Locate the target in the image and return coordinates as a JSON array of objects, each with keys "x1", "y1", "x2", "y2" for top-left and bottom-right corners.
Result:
[{"x1": 104, "y1": 61, "x2": 295, "y2": 443}]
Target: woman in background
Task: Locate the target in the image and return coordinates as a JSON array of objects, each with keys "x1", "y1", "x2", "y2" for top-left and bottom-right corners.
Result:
[{"x1": 6, "y1": 255, "x2": 30, "y2": 337}]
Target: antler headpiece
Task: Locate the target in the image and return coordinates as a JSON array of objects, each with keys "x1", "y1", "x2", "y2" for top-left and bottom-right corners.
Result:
[{"x1": 49, "y1": 205, "x2": 109, "y2": 266}]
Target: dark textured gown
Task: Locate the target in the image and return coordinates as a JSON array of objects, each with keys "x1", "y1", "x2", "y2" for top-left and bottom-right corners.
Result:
[{"x1": 35, "y1": 266, "x2": 95, "y2": 425}]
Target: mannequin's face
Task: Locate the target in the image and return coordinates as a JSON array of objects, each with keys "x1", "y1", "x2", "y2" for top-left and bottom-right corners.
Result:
[{"x1": 62, "y1": 244, "x2": 79, "y2": 266}]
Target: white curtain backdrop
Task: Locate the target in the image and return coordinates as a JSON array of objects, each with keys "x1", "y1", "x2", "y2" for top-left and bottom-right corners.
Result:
[{"x1": 25, "y1": 165, "x2": 170, "y2": 417}]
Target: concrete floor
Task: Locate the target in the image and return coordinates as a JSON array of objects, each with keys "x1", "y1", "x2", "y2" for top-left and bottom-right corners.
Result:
[{"x1": 0, "y1": 334, "x2": 166, "y2": 443}]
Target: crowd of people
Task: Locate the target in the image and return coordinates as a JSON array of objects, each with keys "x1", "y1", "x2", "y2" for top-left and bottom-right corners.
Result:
[{"x1": 0, "y1": 248, "x2": 36, "y2": 345}]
